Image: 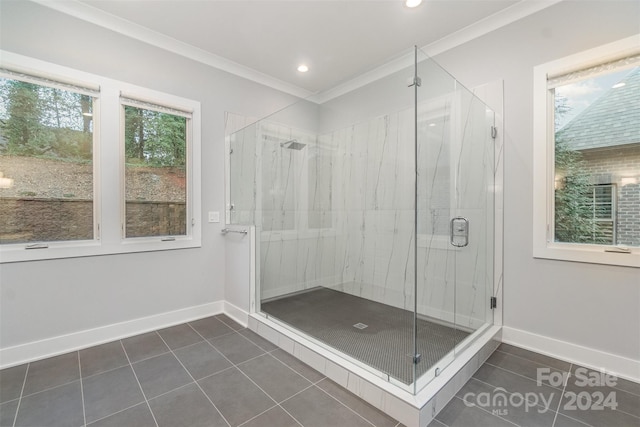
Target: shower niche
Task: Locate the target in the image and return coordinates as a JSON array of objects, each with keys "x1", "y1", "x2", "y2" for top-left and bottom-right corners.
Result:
[{"x1": 226, "y1": 47, "x2": 502, "y2": 426}]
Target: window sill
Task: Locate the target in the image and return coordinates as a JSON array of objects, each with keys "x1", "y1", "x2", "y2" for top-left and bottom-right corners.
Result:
[
  {"x1": 0, "y1": 237, "x2": 201, "y2": 263},
  {"x1": 533, "y1": 243, "x2": 640, "y2": 268}
]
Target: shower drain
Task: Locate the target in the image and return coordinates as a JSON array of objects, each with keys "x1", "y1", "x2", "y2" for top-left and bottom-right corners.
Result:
[{"x1": 353, "y1": 323, "x2": 368, "y2": 330}]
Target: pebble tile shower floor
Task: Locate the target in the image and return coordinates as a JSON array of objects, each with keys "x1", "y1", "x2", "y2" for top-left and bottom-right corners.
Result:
[{"x1": 1, "y1": 314, "x2": 638, "y2": 427}]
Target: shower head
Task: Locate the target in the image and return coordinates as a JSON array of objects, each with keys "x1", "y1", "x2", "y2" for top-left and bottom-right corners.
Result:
[{"x1": 280, "y1": 139, "x2": 306, "y2": 150}]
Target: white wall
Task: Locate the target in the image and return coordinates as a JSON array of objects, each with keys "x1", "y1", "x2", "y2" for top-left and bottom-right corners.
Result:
[
  {"x1": 0, "y1": 1, "x2": 298, "y2": 360},
  {"x1": 433, "y1": 0, "x2": 640, "y2": 367}
]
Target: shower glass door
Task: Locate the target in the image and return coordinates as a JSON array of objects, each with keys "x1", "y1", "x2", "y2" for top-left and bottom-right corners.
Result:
[{"x1": 414, "y1": 47, "x2": 495, "y2": 392}]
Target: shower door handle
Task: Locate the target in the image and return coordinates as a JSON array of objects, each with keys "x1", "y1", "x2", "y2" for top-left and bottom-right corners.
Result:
[{"x1": 450, "y1": 217, "x2": 469, "y2": 248}]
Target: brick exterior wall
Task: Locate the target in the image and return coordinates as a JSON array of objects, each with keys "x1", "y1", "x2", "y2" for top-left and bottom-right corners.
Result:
[
  {"x1": 581, "y1": 144, "x2": 640, "y2": 246},
  {"x1": 0, "y1": 198, "x2": 186, "y2": 243}
]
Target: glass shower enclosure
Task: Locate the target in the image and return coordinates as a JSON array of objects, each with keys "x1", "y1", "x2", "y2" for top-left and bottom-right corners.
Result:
[{"x1": 227, "y1": 47, "x2": 496, "y2": 394}]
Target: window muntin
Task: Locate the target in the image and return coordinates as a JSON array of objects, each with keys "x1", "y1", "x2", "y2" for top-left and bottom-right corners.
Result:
[
  {"x1": 122, "y1": 104, "x2": 188, "y2": 238},
  {"x1": 0, "y1": 76, "x2": 96, "y2": 244}
]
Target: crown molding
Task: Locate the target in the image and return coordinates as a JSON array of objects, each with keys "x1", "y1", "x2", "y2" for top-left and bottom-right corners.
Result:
[
  {"x1": 30, "y1": 0, "x2": 314, "y2": 100},
  {"x1": 313, "y1": 0, "x2": 563, "y2": 104},
  {"x1": 31, "y1": 0, "x2": 561, "y2": 104}
]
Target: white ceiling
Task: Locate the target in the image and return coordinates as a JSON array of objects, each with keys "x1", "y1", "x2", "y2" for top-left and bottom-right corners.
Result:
[{"x1": 45, "y1": 0, "x2": 554, "y2": 97}]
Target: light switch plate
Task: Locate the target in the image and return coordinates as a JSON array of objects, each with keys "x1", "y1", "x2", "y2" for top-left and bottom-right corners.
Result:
[{"x1": 208, "y1": 211, "x2": 220, "y2": 223}]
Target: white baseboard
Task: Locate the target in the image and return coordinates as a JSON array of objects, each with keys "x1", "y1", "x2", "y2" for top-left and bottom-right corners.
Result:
[
  {"x1": 0, "y1": 301, "x2": 224, "y2": 369},
  {"x1": 502, "y1": 326, "x2": 640, "y2": 383},
  {"x1": 223, "y1": 301, "x2": 249, "y2": 327}
]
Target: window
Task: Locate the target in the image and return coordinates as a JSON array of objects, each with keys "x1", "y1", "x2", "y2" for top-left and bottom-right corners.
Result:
[
  {"x1": 121, "y1": 99, "x2": 190, "y2": 239},
  {"x1": 533, "y1": 35, "x2": 640, "y2": 267},
  {"x1": 0, "y1": 72, "x2": 97, "y2": 245},
  {"x1": 0, "y1": 51, "x2": 201, "y2": 263}
]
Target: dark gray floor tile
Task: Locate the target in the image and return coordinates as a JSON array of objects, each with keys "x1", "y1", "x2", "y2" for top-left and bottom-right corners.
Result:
[
  {"x1": 214, "y1": 314, "x2": 244, "y2": 331},
  {"x1": 562, "y1": 374, "x2": 640, "y2": 419},
  {"x1": 132, "y1": 353, "x2": 192, "y2": 399},
  {"x1": 0, "y1": 364, "x2": 27, "y2": 403},
  {"x1": 174, "y1": 341, "x2": 232, "y2": 380},
  {"x1": 238, "y1": 329, "x2": 279, "y2": 352},
  {"x1": 473, "y1": 363, "x2": 561, "y2": 410},
  {"x1": 427, "y1": 418, "x2": 448, "y2": 427},
  {"x1": 190, "y1": 316, "x2": 234, "y2": 339},
  {"x1": 15, "y1": 381, "x2": 84, "y2": 427},
  {"x1": 238, "y1": 354, "x2": 311, "y2": 403},
  {"x1": 87, "y1": 403, "x2": 156, "y2": 427},
  {"x1": 80, "y1": 341, "x2": 129, "y2": 377},
  {"x1": 487, "y1": 350, "x2": 567, "y2": 389},
  {"x1": 271, "y1": 349, "x2": 325, "y2": 383},
  {"x1": 149, "y1": 383, "x2": 227, "y2": 427},
  {"x1": 281, "y1": 385, "x2": 372, "y2": 427},
  {"x1": 157, "y1": 323, "x2": 203, "y2": 350},
  {"x1": 82, "y1": 365, "x2": 145, "y2": 423},
  {"x1": 239, "y1": 406, "x2": 299, "y2": 427},
  {"x1": 435, "y1": 397, "x2": 514, "y2": 427},
  {"x1": 571, "y1": 364, "x2": 640, "y2": 397},
  {"x1": 198, "y1": 367, "x2": 274, "y2": 426},
  {"x1": 122, "y1": 331, "x2": 170, "y2": 363},
  {"x1": 559, "y1": 396, "x2": 640, "y2": 427},
  {"x1": 22, "y1": 352, "x2": 79, "y2": 396},
  {"x1": 316, "y1": 378, "x2": 398, "y2": 427},
  {"x1": 553, "y1": 413, "x2": 591, "y2": 427},
  {"x1": 0, "y1": 399, "x2": 18, "y2": 427},
  {"x1": 209, "y1": 332, "x2": 265, "y2": 364},
  {"x1": 455, "y1": 378, "x2": 556, "y2": 427},
  {"x1": 497, "y1": 344, "x2": 572, "y2": 372},
  {"x1": 613, "y1": 376, "x2": 640, "y2": 397}
]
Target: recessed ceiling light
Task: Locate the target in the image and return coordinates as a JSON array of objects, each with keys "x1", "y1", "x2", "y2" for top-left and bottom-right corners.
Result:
[
  {"x1": 405, "y1": 0, "x2": 422, "y2": 8},
  {"x1": 612, "y1": 82, "x2": 626, "y2": 89},
  {"x1": 297, "y1": 64, "x2": 309, "y2": 73}
]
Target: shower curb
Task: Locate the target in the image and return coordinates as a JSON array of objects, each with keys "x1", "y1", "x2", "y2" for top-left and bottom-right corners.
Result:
[{"x1": 248, "y1": 313, "x2": 501, "y2": 427}]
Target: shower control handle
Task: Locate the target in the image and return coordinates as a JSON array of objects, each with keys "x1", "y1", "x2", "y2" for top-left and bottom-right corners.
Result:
[{"x1": 450, "y1": 217, "x2": 469, "y2": 248}]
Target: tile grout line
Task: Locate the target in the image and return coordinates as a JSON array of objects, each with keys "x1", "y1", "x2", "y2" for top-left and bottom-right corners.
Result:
[
  {"x1": 275, "y1": 375, "x2": 332, "y2": 427},
  {"x1": 161, "y1": 325, "x2": 233, "y2": 427},
  {"x1": 551, "y1": 363, "x2": 572, "y2": 427},
  {"x1": 223, "y1": 330, "x2": 343, "y2": 427},
  {"x1": 10, "y1": 362, "x2": 29, "y2": 427},
  {"x1": 84, "y1": 401, "x2": 150, "y2": 427},
  {"x1": 187, "y1": 322, "x2": 314, "y2": 427},
  {"x1": 314, "y1": 381, "x2": 379, "y2": 427},
  {"x1": 15, "y1": 377, "x2": 86, "y2": 401},
  {"x1": 273, "y1": 381, "x2": 324, "y2": 427},
  {"x1": 499, "y1": 347, "x2": 640, "y2": 398},
  {"x1": 253, "y1": 349, "x2": 320, "y2": 385},
  {"x1": 469, "y1": 376, "x2": 558, "y2": 413},
  {"x1": 483, "y1": 361, "x2": 565, "y2": 391},
  {"x1": 493, "y1": 349, "x2": 572, "y2": 372},
  {"x1": 77, "y1": 352, "x2": 87, "y2": 427},
  {"x1": 452, "y1": 395, "x2": 521, "y2": 427},
  {"x1": 119, "y1": 340, "x2": 160, "y2": 427}
]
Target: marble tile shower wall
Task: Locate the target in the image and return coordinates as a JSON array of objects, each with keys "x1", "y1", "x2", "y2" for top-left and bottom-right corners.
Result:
[{"x1": 227, "y1": 91, "x2": 494, "y2": 331}]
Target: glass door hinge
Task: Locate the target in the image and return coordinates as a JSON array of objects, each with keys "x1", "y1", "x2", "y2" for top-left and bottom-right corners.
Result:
[
  {"x1": 408, "y1": 76, "x2": 422, "y2": 87},
  {"x1": 490, "y1": 296, "x2": 497, "y2": 309}
]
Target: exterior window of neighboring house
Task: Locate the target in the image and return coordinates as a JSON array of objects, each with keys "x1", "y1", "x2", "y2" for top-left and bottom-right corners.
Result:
[
  {"x1": 0, "y1": 70, "x2": 98, "y2": 245},
  {"x1": 533, "y1": 35, "x2": 640, "y2": 267},
  {"x1": 0, "y1": 52, "x2": 201, "y2": 263},
  {"x1": 587, "y1": 184, "x2": 616, "y2": 245}
]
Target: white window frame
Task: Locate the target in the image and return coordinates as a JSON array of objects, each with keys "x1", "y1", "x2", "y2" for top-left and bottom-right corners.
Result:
[
  {"x1": 532, "y1": 35, "x2": 640, "y2": 268},
  {"x1": 0, "y1": 51, "x2": 201, "y2": 263}
]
